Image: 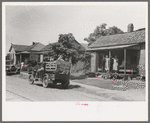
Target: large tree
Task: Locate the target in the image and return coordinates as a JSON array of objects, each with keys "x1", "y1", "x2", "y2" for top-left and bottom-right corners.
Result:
[
  {"x1": 51, "y1": 33, "x2": 85, "y2": 65},
  {"x1": 84, "y1": 23, "x2": 124, "y2": 45}
]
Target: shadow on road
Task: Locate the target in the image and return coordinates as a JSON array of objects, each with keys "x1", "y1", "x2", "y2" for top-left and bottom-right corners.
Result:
[
  {"x1": 6, "y1": 73, "x2": 20, "y2": 76},
  {"x1": 68, "y1": 85, "x2": 81, "y2": 89},
  {"x1": 34, "y1": 83, "x2": 81, "y2": 90}
]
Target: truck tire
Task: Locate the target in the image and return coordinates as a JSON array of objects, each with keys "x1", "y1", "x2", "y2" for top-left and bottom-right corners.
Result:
[
  {"x1": 62, "y1": 80, "x2": 70, "y2": 89},
  {"x1": 28, "y1": 74, "x2": 34, "y2": 84},
  {"x1": 43, "y1": 76, "x2": 49, "y2": 88}
]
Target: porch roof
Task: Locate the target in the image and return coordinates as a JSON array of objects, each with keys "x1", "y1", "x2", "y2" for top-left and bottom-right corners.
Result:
[
  {"x1": 86, "y1": 44, "x2": 138, "y2": 51},
  {"x1": 16, "y1": 51, "x2": 44, "y2": 54},
  {"x1": 20, "y1": 51, "x2": 30, "y2": 54}
]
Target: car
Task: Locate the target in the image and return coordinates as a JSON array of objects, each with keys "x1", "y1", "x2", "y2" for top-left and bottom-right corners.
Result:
[
  {"x1": 6, "y1": 60, "x2": 21, "y2": 75},
  {"x1": 28, "y1": 60, "x2": 71, "y2": 89}
]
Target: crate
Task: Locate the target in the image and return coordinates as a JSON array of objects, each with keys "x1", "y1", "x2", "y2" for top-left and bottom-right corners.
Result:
[{"x1": 45, "y1": 62, "x2": 57, "y2": 72}]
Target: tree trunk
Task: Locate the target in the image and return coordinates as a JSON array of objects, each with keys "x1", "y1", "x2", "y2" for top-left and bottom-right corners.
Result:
[{"x1": 69, "y1": 57, "x2": 72, "y2": 74}]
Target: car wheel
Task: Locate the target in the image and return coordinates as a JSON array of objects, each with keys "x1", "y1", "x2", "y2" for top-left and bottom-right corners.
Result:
[
  {"x1": 62, "y1": 79, "x2": 70, "y2": 89},
  {"x1": 43, "y1": 76, "x2": 49, "y2": 88},
  {"x1": 28, "y1": 74, "x2": 34, "y2": 84}
]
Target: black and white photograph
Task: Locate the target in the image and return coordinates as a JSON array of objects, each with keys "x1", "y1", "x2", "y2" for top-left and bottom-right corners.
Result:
[{"x1": 2, "y1": 2, "x2": 148, "y2": 121}]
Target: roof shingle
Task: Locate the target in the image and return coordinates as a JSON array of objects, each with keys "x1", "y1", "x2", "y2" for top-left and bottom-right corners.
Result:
[
  {"x1": 41, "y1": 42, "x2": 58, "y2": 51},
  {"x1": 88, "y1": 29, "x2": 145, "y2": 48},
  {"x1": 10, "y1": 44, "x2": 30, "y2": 52},
  {"x1": 25, "y1": 42, "x2": 45, "y2": 51}
]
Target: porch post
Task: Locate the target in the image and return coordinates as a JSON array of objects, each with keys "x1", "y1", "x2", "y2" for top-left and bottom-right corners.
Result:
[
  {"x1": 91, "y1": 52, "x2": 97, "y2": 72},
  {"x1": 30, "y1": 53, "x2": 32, "y2": 60},
  {"x1": 109, "y1": 51, "x2": 111, "y2": 72},
  {"x1": 20, "y1": 54, "x2": 22, "y2": 63},
  {"x1": 95, "y1": 52, "x2": 99, "y2": 72},
  {"x1": 124, "y1": 49, "x2": 126, "y2": 76}
]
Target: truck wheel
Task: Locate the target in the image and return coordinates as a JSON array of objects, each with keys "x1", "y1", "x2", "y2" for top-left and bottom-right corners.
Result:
[
  {"x1": 28, "y1": 74, "x2": 34, "y2": 84},
  {"x1": 43, "y1": 76, "x2": 49, "y2": 88},
  {"x1": 62, "y1": 80, "x2": 70, "y2": 89}
]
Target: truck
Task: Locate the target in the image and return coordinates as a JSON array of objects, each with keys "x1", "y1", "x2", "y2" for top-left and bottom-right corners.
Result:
[{"x1": 28, "y1": 59, "x2": 71, "y2": 89}]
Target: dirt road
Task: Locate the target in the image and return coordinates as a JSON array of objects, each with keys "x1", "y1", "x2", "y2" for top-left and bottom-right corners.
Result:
[
  {"x1": 6, "y1": 74, "x2": 146, "y2": 101},
  {"x1": 6, "y1": 75, "x2": 108, "y2": 101}
]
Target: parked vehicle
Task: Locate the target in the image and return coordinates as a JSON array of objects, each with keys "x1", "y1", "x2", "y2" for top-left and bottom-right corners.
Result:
[
  {"x1": 28, "y1": 60, "x2": 71, "y2": 89},
  {"x1": 6, "y1": 60, "x2": 20, "y2": 75}
]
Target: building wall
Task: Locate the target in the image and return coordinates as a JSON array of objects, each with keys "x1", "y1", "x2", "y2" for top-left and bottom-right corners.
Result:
[
  {"x1": 139, "y1": 43, "x2": 145, "y2": 76},
  {"x1": 90, "y1": 43, "x2": 145, "y2": 75},
  {"x1": 40, "y1": 54, "x2": 43, "y2": 62},
  {"x1": 30, "y1": 54, "x2": 40, "y2": 62},
  {"x1": 91, "y1": 52, "x2": 98, "y2": 72},
  {"x1": 16, "y1": 54, "x2": 20, "y2": 64}
]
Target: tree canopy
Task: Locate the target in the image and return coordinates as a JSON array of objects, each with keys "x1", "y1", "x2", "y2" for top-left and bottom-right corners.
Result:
[
  {"x1": 84, "y1": 23, "x2": 124, "y2": 45},
  {"x1": 49, "y1": 33, "x2": 85, "y2": 64}
]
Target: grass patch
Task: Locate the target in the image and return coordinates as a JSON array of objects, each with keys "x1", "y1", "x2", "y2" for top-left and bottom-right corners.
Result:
[
  {"x1": 70, "y1": 70, "x2": 87, "y2": 80},
  {"x1": 70, "y1": 74, "x2": 87, "y2": 80}
]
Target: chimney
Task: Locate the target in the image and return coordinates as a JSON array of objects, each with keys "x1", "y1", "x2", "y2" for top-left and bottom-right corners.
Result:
[
  {"x1": 32, "y1": 42, "x2": 35, "y2": 45},
  {"x1": 127, "y1": 23, "x2": 134, "y2": 32}
]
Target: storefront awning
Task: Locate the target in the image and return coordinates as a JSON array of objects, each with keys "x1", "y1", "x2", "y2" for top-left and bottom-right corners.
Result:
[{"x1": 86, "y1": 44, "x2": 139, "y2": 51}]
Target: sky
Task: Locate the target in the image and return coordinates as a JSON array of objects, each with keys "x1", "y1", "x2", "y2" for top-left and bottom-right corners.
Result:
[{"x1": 4, "y1": 2, "x2": 147, "y2": 54}]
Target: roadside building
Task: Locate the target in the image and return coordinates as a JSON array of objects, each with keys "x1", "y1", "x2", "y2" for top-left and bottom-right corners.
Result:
[
  {"x1": 8, "y1": 44, "x2": 29, "y2": 65},
  {"x1": 87, "y1": 24, "x2": 145, "y2": 76},
  {"x1": 40, "y1": 42, "x2": 57, "y2": 62},
  {"x1": 8, "y1": 42, "x2": 45, "y2": 65}
]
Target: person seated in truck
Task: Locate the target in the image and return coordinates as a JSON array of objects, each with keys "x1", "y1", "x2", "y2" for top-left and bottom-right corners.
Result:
[
  {"x1": 50, "y1": 56, "x2": 54, "y2": 61},
  {"x1": 36, "y1": 63, "x2": 44, "y2": 78},
  {"x1": 57, "y1": 55, "x2": 64, "y2": 61}
]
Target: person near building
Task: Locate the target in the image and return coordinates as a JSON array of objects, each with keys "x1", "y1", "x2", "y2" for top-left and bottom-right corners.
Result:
[
  {"x1": 21, "y1": 62, "x2": 24, "y2": 70},
  {"x1": 113, "y1": 56, "x2": 119, "y2": 73},
  {"x1": 105, "y1": 55, "x2": 109, "y2": 72}
]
